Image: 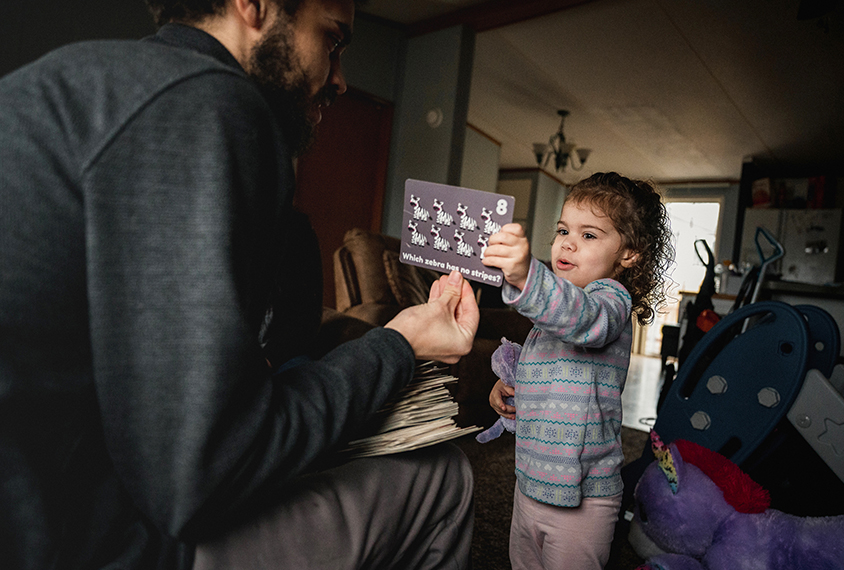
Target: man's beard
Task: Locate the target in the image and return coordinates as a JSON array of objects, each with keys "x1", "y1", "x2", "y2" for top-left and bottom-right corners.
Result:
[{"x1": 247, "y1": 19, "x2": 338, "y2": 156}]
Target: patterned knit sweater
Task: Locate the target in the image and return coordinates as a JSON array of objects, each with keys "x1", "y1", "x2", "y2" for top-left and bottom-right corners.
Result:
[{"x1": 503, "y1": 258, "x2": 633, "y2": 507}]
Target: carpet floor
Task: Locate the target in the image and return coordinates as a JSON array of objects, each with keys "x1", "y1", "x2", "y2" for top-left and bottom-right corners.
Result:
[{"x1": 454, "y1": 427, "x2": 649, "y2": 570}]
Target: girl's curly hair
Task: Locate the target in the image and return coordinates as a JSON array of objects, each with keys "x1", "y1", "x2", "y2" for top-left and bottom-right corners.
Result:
[{"x1": 565, "y1": 172, "x2": 674, "y2": 325}]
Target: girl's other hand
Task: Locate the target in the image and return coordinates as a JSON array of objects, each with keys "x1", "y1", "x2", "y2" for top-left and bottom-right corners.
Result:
[{"x1": 489, "y1": 379, "x2": 515, "y2": 420}]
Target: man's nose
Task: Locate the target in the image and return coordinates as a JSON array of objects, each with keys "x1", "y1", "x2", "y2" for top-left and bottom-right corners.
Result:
[{"x1": 331, "y1": 61, "x2": 347, "y2": 95}]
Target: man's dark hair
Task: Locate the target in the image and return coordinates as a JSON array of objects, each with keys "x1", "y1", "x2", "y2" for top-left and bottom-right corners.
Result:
[
  {"x1": 144, "y1": 0, "x2": 365, "y2": 27},
  {"x1": 146, "y1": 0, "x2": 224, "y2": 26},
  {"x1": 144, "y1": 0, "x2": 306, "y2": 27},
  {"x1": 144, "y1": 0, "x2": 368, "y2": 26}
]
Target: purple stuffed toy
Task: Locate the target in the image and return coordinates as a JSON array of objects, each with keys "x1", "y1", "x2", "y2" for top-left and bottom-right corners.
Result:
[
  {"x1": 630, "y1": 431, "x2": 844, "y2": 570},
  {"x1": 475, "y1": 337, "x2": 520, "y2": 443}
]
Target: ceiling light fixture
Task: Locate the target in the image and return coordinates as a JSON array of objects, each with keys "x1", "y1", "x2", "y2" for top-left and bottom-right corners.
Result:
[{"x1": 533, "y1": 110, "x2": 591, "y2": 172}]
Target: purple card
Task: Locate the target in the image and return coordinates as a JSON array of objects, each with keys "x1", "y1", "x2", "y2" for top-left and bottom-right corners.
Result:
[{"x1": 400, "y1": 179, "x2": 515, "y2": 287}]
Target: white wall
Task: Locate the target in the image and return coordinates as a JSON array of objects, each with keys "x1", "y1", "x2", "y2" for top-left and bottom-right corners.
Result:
[
  {"x1": 382, "y1": 25, "x2": 475, "y2": 238},
  {"x1": 530, "y1": 171, "x2": 566, "y2": 261},
  {"x1": 460, "y1": 127, "x2": 501, "y2": 194}
]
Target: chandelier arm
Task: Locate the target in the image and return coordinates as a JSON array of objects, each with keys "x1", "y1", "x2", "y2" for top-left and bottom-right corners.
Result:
[{"x1": 540, "y1": 109, "x2": 590, "y2": 173}]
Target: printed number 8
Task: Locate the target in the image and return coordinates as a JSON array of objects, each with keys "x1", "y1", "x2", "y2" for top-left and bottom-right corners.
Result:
[{"x1": 496, "y1": 199, "x2": 508, "y2": 216}]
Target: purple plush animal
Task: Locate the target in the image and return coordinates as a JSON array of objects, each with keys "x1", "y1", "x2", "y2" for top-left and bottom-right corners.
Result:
[
  {"x1": 630, "y1": 431, "x2": 844, "y2": 570},
  {"x1": 475, "y1": 338, "x2": 520, "y2": 443}
]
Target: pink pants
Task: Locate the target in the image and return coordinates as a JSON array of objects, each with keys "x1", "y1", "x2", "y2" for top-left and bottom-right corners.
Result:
[{"x1": 509, "y1": 485, "x2": 621, "y2": 570}]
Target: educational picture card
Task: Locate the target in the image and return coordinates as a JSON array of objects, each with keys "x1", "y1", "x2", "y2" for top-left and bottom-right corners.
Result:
[{"x1": 400, "y1": 179, "x2": 515, "y2": 287}]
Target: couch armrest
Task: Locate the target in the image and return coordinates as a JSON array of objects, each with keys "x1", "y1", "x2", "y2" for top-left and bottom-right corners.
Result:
[{"x1": 333, "y1": 228, "x2": 401, "y2": 312}]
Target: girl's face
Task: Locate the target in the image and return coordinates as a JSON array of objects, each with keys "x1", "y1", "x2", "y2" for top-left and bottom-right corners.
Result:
[{"x1": 552, "y1": 200, "x2": 638, "y2": 288}]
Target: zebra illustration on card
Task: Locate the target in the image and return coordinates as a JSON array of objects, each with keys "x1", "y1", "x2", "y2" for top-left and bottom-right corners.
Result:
[
  {"x1": 456, "y1": 203, "x2": 478, "y2": 231},
  {"x1": 408, "y1": 220, "x2": 428, "y2": 247},
  {"x1": 481, "y1": 207, "x2": 502, "y2": 235},
  {"x1": 477, "y1": 233, "x2": 489, "y2": 260},
  {"x1": 432, "y1": 198, "x2": 454, "y2": 226},
  {"x1": 431, "y1": 225, "x2": 451, "y2": 252},
  {"x1": 409, "y1": 194, "x2": 431, "y2": 222},
  {"x1": 454, "y1": 230, "x2": 475, "y2": 258}
]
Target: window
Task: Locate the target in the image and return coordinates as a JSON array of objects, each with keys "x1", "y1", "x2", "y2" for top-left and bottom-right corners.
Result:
[{"x1": 633, "y1": 181, "x2": 740, "y2": 358}]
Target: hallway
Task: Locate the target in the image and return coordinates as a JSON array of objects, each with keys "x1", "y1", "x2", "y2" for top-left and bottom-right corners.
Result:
[{"x1": 621, "y1": 354, "x2": 663, "y2": 432}]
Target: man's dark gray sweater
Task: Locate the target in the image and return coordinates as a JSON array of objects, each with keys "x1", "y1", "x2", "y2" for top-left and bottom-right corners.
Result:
[{"x1": 0, "y1": 24, "x2": 414, "y2": 569}]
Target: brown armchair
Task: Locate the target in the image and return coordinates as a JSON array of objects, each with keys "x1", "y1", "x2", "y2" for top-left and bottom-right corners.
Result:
[{"x1": 332, "y1": 228, "x2": 533, "y2": 428}]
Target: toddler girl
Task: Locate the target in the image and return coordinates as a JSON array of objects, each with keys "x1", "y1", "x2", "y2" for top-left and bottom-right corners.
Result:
[{"x1": 482, "y1": 171, "x2": 673, "y2": 569}]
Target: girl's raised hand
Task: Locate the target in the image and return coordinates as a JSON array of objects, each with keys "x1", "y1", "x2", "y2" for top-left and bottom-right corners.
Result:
[{"x1": 481, "y1": 223, "x2": 531, "y2": 290}]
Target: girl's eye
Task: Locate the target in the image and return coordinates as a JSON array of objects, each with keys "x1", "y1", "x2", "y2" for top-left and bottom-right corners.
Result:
[
  {"x1": 556, "y1": 228, "x2": 568, "y2": 236},
  {"x1": 583, "y1": 233, "x2": 596, "y2": 240}
]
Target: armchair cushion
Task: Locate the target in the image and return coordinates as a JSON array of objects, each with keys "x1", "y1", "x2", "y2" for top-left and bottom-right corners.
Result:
[
  {"x1": 333, "y1": 228, "x2": 398, "y2": 311},
  {"x1": 382, "y1": 250, "x2": 440, "y2": 308}
]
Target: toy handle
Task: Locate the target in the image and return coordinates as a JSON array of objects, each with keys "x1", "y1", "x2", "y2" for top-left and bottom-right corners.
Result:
[
  {"x1": 754, "y1": 226, "x2": 783, "y2": 265},
  {"x1": 694, "y1": 239, "x2": 713, "y2": 267}
]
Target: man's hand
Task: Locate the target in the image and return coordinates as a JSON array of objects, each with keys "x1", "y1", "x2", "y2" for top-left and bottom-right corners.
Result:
[
  {"x1": 385, "y1": 270, "x2": 479, "y2": 364},
  {"x1": 481, "y1": 223, "x2": 531, "y2": 290},
  {"x1": 489, "y1": 379, "x2": 515, "y2": 420}
]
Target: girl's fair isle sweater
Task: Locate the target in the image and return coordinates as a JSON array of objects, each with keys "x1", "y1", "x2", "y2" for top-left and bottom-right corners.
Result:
[{"x1": 503, "y1": 258, "x2": 633, "y2": 507}]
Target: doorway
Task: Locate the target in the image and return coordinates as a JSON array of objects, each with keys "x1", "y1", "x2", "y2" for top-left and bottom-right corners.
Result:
[
  {"x1": 638, "y1": 200, "x2": 722, "y2": 356},
  {"x1": 294, "y1": 87, "x2": 394, "y2": 308}
]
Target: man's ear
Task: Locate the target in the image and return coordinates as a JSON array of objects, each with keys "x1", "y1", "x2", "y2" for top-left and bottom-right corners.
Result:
[
  {"x1": 619, "y1": 249, "x2": 639, "y2": 269},
  {"x1": 231, "y1": 0, "x2": 272, "y2": 30}
]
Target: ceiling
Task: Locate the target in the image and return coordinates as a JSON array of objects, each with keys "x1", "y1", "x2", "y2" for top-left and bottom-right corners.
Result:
[{"x1": 360, "y1": 0, "x2": 844, "y2": 184}]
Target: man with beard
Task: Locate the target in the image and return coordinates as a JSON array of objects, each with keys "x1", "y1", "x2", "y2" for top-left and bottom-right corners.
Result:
[{"x1": 0, "y1": 0, "x2": 479, "y2": 569}]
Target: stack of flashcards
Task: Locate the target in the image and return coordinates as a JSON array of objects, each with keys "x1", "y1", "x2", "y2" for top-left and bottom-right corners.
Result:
[
  {"x1": 400, "y1": 179, "x2": 515, "y2": 287},
  {"x1": 343, "y1": 361, "x2": 482, "y2": 458}
]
